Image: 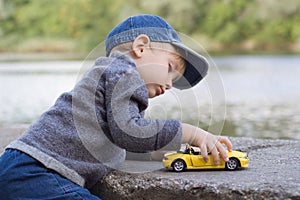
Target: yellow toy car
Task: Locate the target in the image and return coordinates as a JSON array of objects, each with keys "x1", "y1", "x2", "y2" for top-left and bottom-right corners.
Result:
[{"x1": 162, "y1": 145, "x2": 249, "y2": 172}]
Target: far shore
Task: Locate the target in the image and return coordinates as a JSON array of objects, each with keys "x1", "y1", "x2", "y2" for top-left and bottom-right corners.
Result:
[
  {"x1": 0, "y1": 52, "x2": 89, "y2": 62},
  {"x1": 1, "y1": 51, "x2": 300, "y2": 62}
]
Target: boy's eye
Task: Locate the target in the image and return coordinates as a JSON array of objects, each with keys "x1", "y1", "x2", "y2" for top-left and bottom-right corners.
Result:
[{"x1": 168, "y1": 64, "x2": 173, "y2": 72}]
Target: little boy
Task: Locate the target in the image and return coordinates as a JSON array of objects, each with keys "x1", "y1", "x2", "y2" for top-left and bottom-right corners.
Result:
[{"x1": 0, "y1": 14, "x2": 232, "y2": 199}]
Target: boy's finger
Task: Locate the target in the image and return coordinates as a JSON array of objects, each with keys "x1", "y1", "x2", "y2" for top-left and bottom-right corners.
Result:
[
  {"x1": 216, "y1": 142, "x2": 229, "y2": 162},
  {"x1": 200, "y1": 144, "x2": 208, "y2": 162},
  {"x1": 218, "y1": 136, "x2": 233, "y2": 151},
  {"x1": 209, "y1": 145, "x2": 220, "y2": 165}
]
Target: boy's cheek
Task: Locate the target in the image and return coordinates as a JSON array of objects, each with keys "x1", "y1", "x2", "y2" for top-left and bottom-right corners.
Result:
[{"x1": 137, "y1": 64, "x2": 168, "y2": 85}]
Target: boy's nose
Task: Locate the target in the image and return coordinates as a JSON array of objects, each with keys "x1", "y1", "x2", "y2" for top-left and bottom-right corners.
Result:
[{"x1": 166, "y1": 77, "x2": 172, "y2": 90}]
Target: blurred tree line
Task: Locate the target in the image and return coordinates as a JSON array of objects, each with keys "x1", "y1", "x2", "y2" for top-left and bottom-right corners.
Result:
[{"x1": 0, "y1": 0, "x2": 300, "y2": 54}]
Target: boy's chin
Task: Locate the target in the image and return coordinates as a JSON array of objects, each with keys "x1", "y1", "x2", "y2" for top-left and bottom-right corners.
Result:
[
  {"x1": 148, "y1": 93, "x2": 157, "y2": 98},
  {"x1": 146, "y1": 84, "x2": 163, "y2": 98},
  {"x1": 148, "y1": 91, "x2": 159, "y2": 98}
]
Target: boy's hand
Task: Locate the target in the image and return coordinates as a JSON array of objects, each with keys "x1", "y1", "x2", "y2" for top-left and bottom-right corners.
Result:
[
  {"x1": 194, "y1": 131, "x2": 232, "y2": 165},
  {"x1": 182, "y1": 123, "x2": 232, "y2": 165}
]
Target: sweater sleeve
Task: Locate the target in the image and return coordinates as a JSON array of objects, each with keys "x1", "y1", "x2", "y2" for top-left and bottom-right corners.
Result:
[{"x1": 104, "y1": 67, "x2": 182, "y2": 153}]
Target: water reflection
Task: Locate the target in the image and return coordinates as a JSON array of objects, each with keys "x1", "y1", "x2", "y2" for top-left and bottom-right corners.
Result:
[
  {"x1": 0, "y1": 61, "x2": 82, "y2": 123},
  {"x1": 0, "y1": 56, "x2": 299, "y2": 140}
]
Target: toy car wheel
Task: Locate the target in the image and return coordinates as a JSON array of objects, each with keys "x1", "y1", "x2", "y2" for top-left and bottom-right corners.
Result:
[
  {"x1": 172, "y1": 159, "x2": 186, "y2": 172},
  {"x1": 226, "y1": 158, "x2": 239, "y2": 170}
]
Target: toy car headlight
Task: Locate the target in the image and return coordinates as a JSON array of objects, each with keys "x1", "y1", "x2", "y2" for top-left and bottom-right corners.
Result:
[{"x1": 240, "y1": 156, "x2": 248, "y2": 160}]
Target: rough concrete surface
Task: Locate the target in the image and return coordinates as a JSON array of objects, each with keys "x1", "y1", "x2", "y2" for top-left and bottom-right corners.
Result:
[
  {"x1": 1, "y1": 125, "x2": 299, "y2": 200},
  {"x1": 92, "y1": 137, "x2": 300, "y2": 200}
]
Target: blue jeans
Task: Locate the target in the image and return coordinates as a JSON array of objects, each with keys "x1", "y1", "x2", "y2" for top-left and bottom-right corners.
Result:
[{"x1": 0, "y1": 149, "x2": 101, "y2": 200}]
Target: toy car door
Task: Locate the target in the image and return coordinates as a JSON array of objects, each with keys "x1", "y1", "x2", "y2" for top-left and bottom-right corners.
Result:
[{"x1": 190, "y1": 150, "x2": 214, "y2": 167}]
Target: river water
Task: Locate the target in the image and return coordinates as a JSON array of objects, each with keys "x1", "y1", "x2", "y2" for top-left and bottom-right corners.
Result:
[{"x1": 0, "y1": 55, "x2": 299, "y2": 140}]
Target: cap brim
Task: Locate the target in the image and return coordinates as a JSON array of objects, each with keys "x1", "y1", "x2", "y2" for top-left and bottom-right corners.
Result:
[{"x1": 171, "y1": 42, "x2": 209, "y2": 90}]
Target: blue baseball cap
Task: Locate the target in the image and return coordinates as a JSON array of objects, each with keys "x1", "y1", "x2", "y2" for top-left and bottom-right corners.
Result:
[{"x1": 105, "y1": 14, "x2": 209, "y2": 90}]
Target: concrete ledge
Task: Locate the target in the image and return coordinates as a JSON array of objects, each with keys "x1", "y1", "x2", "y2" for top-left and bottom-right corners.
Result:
[
  {"x1": 1, "y1": 126, "x2": 299, "y2": 199},
  {"x1": 92, "y1": 137, "x2": 300, "y2": 200}
]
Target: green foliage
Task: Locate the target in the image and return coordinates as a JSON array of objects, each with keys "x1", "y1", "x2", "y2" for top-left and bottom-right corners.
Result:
[{"x1": 0, "y1": 0, "x2": 300, "y2": 53}]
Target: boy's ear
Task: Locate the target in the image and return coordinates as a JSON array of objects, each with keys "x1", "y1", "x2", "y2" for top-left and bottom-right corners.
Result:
[{"x1": 132, "y1": 34, "x2": 150, "y2": 58}]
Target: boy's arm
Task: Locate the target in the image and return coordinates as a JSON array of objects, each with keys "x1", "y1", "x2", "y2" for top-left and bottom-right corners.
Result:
[
  {"x1": 104, "y1": 68, "x2": 182, "y2": 153},
  {"x1": 181, "y1": 123, "x2": 232, "y2": 165}
]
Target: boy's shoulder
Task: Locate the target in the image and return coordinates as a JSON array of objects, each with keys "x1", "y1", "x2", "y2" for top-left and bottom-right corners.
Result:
[
  {"x1": 80, "y1": 51, "x2": 140, "y2": 87},
  {"x1": 95, "y1": 51, "x2": 137, "y2": 77}
]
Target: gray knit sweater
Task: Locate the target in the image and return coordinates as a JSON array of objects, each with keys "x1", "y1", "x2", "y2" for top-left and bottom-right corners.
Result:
[{"x1": 7, "y1": 51, "x2": 182, "y2": 189}]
